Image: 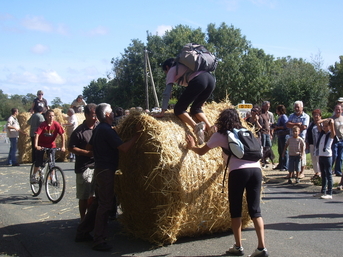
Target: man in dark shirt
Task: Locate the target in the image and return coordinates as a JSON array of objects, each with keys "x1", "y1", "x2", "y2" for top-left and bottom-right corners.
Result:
[
  {"x1": 75, "y1": 103, "x2": 142, "y2": 251},
  {"x1": 68, "y1": 103, "x2": 97, "y2": 220}
]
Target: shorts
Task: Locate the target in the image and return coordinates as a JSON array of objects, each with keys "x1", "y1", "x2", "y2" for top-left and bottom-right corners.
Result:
[{"x1": 76, "y1": 168, "x2": 94, "y2": 200}]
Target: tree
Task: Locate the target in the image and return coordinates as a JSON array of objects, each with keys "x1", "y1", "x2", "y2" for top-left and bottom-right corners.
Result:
[
  {"x1": 83, "y1": 78, "x2": 109, "y2": 105},
  {"x1": 51, "y1": 97, "x2": 63, "y2": 109},
  {"x1": 207, "y1": 23, "x2": 275, "y2": 105},
  {"x1": 328, "y1": 56, "x2": 343, "y2": 109},
  {"x1": 270, "y1": 57, "x2": 329, "y2": 113}
]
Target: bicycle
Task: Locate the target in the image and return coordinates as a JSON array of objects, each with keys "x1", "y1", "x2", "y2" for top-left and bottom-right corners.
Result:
[{"x1": 29, "y1": 147, "x2": 66, "y2": 203}]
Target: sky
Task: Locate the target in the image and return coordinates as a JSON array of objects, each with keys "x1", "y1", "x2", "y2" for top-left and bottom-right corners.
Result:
[{"x1": 1, "y1": 0, "x2": 342, "y2": 106}]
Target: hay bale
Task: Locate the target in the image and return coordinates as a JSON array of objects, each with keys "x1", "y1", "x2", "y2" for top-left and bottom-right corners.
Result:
[
  {"x1": 115, "y1": 101, "x2": 252, "y2": 245},
  {"x1": 17, "y1": 109, "x2": 85, "y2": 163}
]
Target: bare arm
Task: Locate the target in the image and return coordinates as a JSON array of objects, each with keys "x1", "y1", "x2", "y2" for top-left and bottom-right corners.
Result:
[
  {"x1": 60, "y1": 134, "x2": 66, "y2": 152},
  {"x1": 68, "y1": 146, "x2": 93, "y2": 157},
  {"x1": 186, "y1": 134, "x2": 211, "y2": 155}
]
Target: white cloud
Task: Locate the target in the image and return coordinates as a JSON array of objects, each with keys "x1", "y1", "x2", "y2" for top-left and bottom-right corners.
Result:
[
  {"x1": 87, "y1": 26, "x2": 108, "y2": 36},
  {"x1": 31, "y1": 44, "x2": 50, "y2": 54},
  {"x1": 22, "y1": 16, "x2": 53, "y2": 32},
  {"x1": 41, "y1": 70, "x2": 65, "y2": 84},
  {"x1": 155, "y1": 25, "x2": 172, "y2": 36},
  {"x1": 5, "y1": 69, "x2": 65, "y2": 85}
]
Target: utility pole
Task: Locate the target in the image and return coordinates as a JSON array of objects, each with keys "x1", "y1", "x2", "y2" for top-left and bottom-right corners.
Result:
[{"x1": 144, "y1": 48, "x2": 159, "y2": 110}]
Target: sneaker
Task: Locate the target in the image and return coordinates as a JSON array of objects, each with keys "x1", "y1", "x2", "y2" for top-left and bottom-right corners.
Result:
[
  {"x1": 295, "y1": 178, "x2": 300, "y2": 183},
  {"x1": 248, "y1": 248, "x2": 269, "y2": 257},
  {"x1": 313, "y1": 193, "x2": 323, "y2": 198},
  {"x1": 30, "y1": 175, "x2": 38, "y2": 184},
  {"x1": 194, "y1": 122, "x2": 205, "y2": 145},
  {"x1": 337, "y1": 185, "x2": 343, "y2": 190},
  {"x1": 287, "y1": 179, "x2": 292, "y2": 184},
  {"x1": 321, "y1": 194, "x2": 332, "y2": 199},
  {"x1": 226, "y1": 244, "x2": 244, "y2": 256}
]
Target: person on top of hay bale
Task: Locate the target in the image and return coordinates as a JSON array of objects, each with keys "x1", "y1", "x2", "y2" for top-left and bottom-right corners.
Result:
[
  {"x1": 71, "y1": 95, "x2": 87, "y2": 113},
  {"x1": 186, "y1": 108, "x2": 268, "y2": 257},
  {"x1": 29, "y1": 90, "x2": 49, "y2": 114},
  {"x1": 75, "y1": 103, "x2": 142, "y2": 252},
  {"x1": 154, "y1": 58, "x2": 215, "y2": 145}
]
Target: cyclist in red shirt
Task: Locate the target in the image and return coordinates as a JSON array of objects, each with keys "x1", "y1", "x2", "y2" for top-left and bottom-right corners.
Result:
[{"x1": 30, "y1": 109, "x2": 65, "y2": 183}]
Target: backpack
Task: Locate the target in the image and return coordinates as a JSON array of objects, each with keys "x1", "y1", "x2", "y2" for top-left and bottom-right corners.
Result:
[
  {"x1": 175, "y1": 43, "x2": 218, "y2": 73},
  {"x1": 221, "y1": 128, "x2": 262, "y2": 192},
  {"x1": 222, "y1": 128, "x2": 262, "y2": 162}
]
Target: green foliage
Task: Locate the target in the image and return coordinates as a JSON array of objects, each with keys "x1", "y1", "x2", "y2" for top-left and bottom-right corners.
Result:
[
  {"x1": 83, "y1": 78, "x2": 109, "y2": 104},
  {"x1": 0, "y1": 90, "x2": 30, "y2": 120},
  {"x1": 0, "y1": 22, "x2": 339, "y2": 117},
  {"x1": 269, "y1": 57, "x2": 329, "y2": 113},
  {"x1": 328, "y1": 56, "x2": 343, "y2": 110},
  {"x1": 51, "y1": 97, "x2": 63, "y2": 109},
  {"x1": 80, "y1": 22, "x2": 332, "y2": 113}
]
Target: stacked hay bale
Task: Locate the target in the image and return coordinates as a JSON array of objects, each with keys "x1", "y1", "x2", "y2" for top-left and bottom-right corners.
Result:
[
  {"x1": 115, "y1": 101, "x2": 252, "y2": 245},
  {"x1": 17, "y1": 109, "x2": 85, "y2": 163}
]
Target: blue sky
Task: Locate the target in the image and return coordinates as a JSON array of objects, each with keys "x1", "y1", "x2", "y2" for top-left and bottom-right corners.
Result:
[{"x1": 1, "y1": 0, "x2": 342, "y2": 106}]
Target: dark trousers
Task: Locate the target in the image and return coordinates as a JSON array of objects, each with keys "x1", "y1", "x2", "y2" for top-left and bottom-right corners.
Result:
[
  {"x1": 277, "y1": 135, "x2": 288, "y2": 170},
  {"x1": 229, "y1": 168, "x2": 262, "y2": 219},
  {"x1": 174, "y1": 72, "x2": 215, "y2": 116},
  {"x1": 319, "y1": 156, "x2": 333, "y2": 195},
  {"x1": 76, "y1": 168, "x2": 115, "y2": 245}
]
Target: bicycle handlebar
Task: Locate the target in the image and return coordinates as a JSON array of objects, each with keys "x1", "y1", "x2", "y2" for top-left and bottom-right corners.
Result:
[{"x1": 39, "y1": 147, "x2": 62, "y2": 151}]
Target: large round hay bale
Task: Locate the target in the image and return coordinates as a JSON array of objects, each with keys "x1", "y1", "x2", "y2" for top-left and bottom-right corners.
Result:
[
  {"x1": 17, "y1": 109, "x2": 85, "y2": 163},
  {"x1": 115, "y1": 101, "x2": 252, "y2": 245}
]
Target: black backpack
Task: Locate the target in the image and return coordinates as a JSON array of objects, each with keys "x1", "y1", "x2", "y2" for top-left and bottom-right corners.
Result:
[
  {"x1": 222, "y1": 128, "x2": 262, "y2": 162},
  {"x1": 221, "y1": 128, "x2": 262, "y2": 192},
  {"x1": 175, "y1": 43, "x2": 218, "y2": 73}
]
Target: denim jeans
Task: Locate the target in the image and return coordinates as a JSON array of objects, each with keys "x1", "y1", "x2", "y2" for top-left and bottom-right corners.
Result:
[
  {"x1": 261, "y1": 133, "x2": 272, "y2": 147},
  {"x1": 319, "y1": 156, "x2": 333, "y2": 195},
  {"x1": 8, "y1": 137, "x2": 18, "y2": 165},
  {"x1": 288, "y1": 155, "x2": 301, "y2": 173},
  {"x1": 332, "y1": 140, "x2": 343, "y2": 175}
]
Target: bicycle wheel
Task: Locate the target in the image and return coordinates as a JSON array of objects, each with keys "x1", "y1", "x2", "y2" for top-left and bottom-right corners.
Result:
[
  {"x1": 29, "y1": 162, "x2": 42, "y2": 196},
  {"x1": 45, "y1": 166, "x2": 65, "y2": 203}
]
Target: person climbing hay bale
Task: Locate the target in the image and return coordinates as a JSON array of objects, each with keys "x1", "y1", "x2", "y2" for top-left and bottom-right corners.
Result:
[{"x1": 115, "y1": 101, "x2": 253, "y2": 245}]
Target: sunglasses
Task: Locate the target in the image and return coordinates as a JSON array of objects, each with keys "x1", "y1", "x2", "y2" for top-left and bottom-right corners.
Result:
[{"x1": 38, "y1": 94, "x2": 43, "y2": 95}]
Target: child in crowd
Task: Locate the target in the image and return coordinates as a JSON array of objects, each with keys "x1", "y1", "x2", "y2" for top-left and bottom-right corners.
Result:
[
  {"x1": 282, "y1": 126, "x2": 305, "y2": 184},
  {"x1": 313, "y1": 118, "x2": 336, "y2": 199}
]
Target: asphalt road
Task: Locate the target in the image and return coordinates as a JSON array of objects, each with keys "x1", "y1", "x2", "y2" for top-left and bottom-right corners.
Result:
[{"x1": 0, "y1": 137, "x2": 343, "y2": 257}]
